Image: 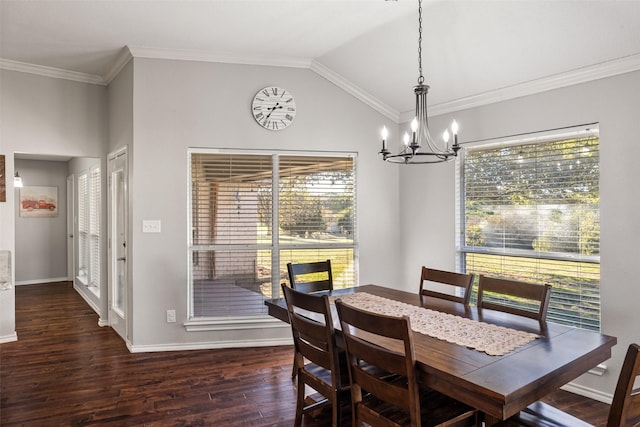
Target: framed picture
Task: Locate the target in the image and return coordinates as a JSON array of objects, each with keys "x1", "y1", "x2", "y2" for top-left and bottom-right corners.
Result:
[
  {"x1": 19, "y1": 186, "x2": 58, "y2": 217},
  {"x1": 0, "y1": 155, "x2": 5, "y2": 202}
]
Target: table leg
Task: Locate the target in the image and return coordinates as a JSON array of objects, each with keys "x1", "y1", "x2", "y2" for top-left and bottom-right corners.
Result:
[{"x1": 482, "y1": 413, "x2": 501, "y2": 426}]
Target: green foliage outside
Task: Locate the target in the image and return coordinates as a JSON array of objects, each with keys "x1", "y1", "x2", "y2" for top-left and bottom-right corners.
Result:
[
  {"x1": 464, "y1": 137, "x2": 600, "y2": 255},
  {"x1": 255, "y1": 169, "x2": 356, "y2": 298},
  {"x1": 257, "y1": 246, "x2": 354, "y2": 299},
  {"x1": 467, "y1": 253, "x2": 600, "y2": 330},
  {"x1": 463, "y1": 136, "x2": 601, "y2": 330}
]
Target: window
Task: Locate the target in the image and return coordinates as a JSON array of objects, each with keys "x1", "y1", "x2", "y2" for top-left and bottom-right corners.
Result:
[
  {"x1": 77, "y1": 166, "x2": 101, "y2": 296},
  {"x1": 189, "y1": 150, "x2": 357, "y2": 319},
  {"x1": 78, "y1": 173, "x2": 88, "y2": 283},
  {"x1": 457, "y1": 126, "x2": 600, "y2": 330}
]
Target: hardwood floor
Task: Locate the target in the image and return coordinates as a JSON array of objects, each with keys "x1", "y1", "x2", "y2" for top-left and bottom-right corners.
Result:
[{"x1": 1, "y1": 282, "x2": 610, "y2": 426}]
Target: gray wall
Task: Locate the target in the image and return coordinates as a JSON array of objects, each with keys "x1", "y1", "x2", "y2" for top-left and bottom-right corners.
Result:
[
  {"x1": 14, "y1": 159, "x2": 68, "y2": 284},
  {"x1": 126, "y1": 57, "x2": 401, "y2": 348},
  {"x1": 3, "y1": 59, "x2": 636, "y2": 402},
  {"x1": 107, "y1": 60, "x2": 134, "y2": 339},
  {"x1": 0, "y1": 69, "x2": 108, "y2": 340},
  {"x1": 399, "y1": 70, "x2": 640, "y2": 400}
]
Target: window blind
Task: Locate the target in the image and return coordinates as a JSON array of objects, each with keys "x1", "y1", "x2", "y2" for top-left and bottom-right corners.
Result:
[
  {"x1": 77, "y1": 173, "x2": 88, "y2": 282},
  {"x1": 278, "y1": 155, "x2": 356, "y2": 290},
  {"x1": 190, "y1": 151, "x2": 357, "y2": 319},
  {"x1": 459, "y1": 130, "x2": 600, "y2": 330},
  {"x1": 89, "y1": 167, "x2": 101, "y2": 292}
]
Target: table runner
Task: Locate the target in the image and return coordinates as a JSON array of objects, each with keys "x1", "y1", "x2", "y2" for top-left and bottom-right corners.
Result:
[{"x1": 333, "y1": 292, "x2": 539, "y2": 356}]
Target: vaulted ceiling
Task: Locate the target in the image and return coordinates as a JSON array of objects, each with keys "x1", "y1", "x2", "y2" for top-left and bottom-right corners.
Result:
[{"x1": 2, "y1": 0, "x2": 640, "y2": 121}]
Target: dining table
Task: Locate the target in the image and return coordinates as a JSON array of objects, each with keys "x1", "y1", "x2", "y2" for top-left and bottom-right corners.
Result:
[{"x1": 265, "y1": 284, "x2": 617, "y2": 425}]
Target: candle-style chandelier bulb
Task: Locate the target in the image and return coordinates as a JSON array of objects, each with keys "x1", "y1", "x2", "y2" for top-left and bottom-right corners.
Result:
[{"x1": 443, "y1": 130, "x2": 450, "y2": 143}]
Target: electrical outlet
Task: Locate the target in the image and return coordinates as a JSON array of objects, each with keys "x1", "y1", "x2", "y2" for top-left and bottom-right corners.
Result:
[
  {"x1": 166, "y1": 309, "x2": 176, "y2": 323},
  {"x1": 142, "y1": 220, "x2": 161, "y2": 233}
]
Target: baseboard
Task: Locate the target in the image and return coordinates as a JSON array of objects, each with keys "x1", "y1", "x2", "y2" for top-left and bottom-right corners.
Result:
[
  {"x1": 561, "y1": 381, "x2": 613, "y2": 404},
  {"x1": 15, "y1": 277, "x2": 68, "y2": 286},
  {"x1": 0, "y1": 332, "x2": 18, "y2": 344},
  {"x1": 72, "y1": 283, "x2": 101, "y2": 316},
  {"x1": 128, "y1": 338, "x2": 293, "y2": 353}
]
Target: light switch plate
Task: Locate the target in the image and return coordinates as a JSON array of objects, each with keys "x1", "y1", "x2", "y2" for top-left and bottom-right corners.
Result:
[{"x1": 142, "y1": 220, "x2": 161, "y2": 233}]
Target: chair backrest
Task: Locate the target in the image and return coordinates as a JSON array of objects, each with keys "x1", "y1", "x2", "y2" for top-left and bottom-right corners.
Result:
[
  {"x1": 608, "y1": 343, "x2": 640, "y2": 427},
  {"x1": 335, "y1": 299, "x2": 422, "y2": 426},
  {"x1": 281, "y1": 284, "x2": 340, "y2": 374},
  {"x1": 419, "y1": 267, "x2": 474, "y2": 305},
  {"x1": 287, "y1": 260, "x2": 333, "y2": 293},
  {"x1": 477, "y1": 275, "x2": 552, "y2": 321}
]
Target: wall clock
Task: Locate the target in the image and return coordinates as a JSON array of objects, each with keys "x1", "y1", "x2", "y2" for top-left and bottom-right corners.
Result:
[{"x1": 251, "y1": 86, "x2": 296, "y2": 131}]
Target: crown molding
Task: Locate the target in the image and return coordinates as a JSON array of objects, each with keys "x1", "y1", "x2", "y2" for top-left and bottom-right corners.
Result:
[
  {"x1": 0, "y1": 58, "x2": 106, "y2": 85},
  {"x1": 417, "y1": 53, "x2": 640, "y2": 121},
  {"x1": 310, "y1": 59, "x2": 400, "y2": 122},
  {"x1": 4, "y1": 50, "x2": 639, "y2": 124},
  {"x1": 103, "y1": 47, "x2": 134, "y2": 85},
  {"x1": 126, "y1": 46, "x2": 312, "y2": 69}
]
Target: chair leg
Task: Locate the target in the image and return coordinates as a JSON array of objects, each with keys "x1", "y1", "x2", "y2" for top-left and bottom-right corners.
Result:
[
  {"x1": 292, "y1": 353, "x2": 302, "y2": 380},
  {"x1": 334, "y1": 391, "x2": 348, "y2": 427},
  {"x1": 294, "y1": 376, "x2": 305, "y2": 427},
  {"x1": 331, "y1": 391, "x2": 340, "y2": 427}
]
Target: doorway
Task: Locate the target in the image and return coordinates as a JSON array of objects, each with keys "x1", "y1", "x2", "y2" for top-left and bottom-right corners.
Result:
[{"x1": 108, "y1": 148, "x2": 128, "y2": 342}]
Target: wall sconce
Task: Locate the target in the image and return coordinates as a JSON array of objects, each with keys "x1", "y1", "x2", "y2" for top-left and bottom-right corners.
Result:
[{"x1": 14, "y1": 171, "x2": 23, "y2": 188}]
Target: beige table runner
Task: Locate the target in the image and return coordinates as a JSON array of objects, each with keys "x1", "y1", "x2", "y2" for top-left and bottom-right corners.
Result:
[{"x1": 333, "y1": 292, "x2": 539, "y2": 356}]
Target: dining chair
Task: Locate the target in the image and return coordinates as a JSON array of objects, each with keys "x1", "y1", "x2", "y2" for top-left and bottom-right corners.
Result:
[
  {"x1": 419, "y1": 267, "x2": 474, "y2": 305},
  {"x1": 477, "y1": 275, "x2": 552, "y2": 321},
  {"x1": 335, "y1": 299, "x2": 478, "y2": 427},
  {"x1": 494, "y1": 342, "x2": 640, "y2": 427},
  {"x1": 281, "y1": 284, "x2": 350, "y2": 427},
  {"x1": 287, "y1": 259, "x2": 333, "y2": 293}
]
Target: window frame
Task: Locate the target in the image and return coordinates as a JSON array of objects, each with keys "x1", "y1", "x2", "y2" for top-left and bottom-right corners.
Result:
[
  {"x1": 76, "y1": 165, "x2": 101, "y2": 296},
  {"x1": 456, "y1": 125, "x2": 600, "y2": 330},
  {"x1": 185, "y1": 148, "x2": 358, "y2": 330}
]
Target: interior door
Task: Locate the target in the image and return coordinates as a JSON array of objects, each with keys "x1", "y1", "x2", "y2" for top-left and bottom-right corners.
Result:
[
  {"x1": 66, "y1": 174, "x2": 75, "y2": 282},
  {"x1": 108, "y1": 148, "x2": 128, "y2": 341}
]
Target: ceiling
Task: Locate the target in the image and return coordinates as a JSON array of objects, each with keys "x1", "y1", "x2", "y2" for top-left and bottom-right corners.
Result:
[{"x1": 2, "y1": 0, "x2": 640, "y2": 119}]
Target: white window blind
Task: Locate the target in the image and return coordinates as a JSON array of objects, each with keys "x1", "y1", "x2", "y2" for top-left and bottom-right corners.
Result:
[
  {"x1": 189, "y1": 151, "x2": 357, "y2": 319},
  {"x1": 458, "y1": 128, "x2": 600, "y2": 330},
  {"x1": 76, "y1": 167, "x2": 101, "y2": 294},
  {"x1": 89, "y1": 167, "x2": 101, "y2": 292},
  {"x1": 77, "y1": 173, "x2": 88, "y2": 283}
]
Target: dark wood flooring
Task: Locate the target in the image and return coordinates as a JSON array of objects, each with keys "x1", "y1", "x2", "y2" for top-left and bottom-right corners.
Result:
[{"x1": 0, "y1": 282, "x2": 610, "y2": 426}]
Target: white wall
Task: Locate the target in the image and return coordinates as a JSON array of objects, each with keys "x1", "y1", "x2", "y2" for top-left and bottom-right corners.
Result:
[
  {"x1": 0, "y1": 69, "x2": 108, "y2": 342},
  {"x1": 399, "y1": 70, "x2": 640, "y2": 399},
  {"x1": 14, "y1": 159, "x2": 68, "y2": 284},
  {"x1": 127, "y1": 57, "x2": 401, "y2": 348}
]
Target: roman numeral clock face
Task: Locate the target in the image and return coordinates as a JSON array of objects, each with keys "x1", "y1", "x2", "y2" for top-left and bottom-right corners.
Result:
[{"x1": 251, "y1": 86, "x2": 296, "y2": 131}]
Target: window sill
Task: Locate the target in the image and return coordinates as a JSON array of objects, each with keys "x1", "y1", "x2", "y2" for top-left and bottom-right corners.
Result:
[{"x1": 184, "y1": 315, "x2": 289, "y2": 332}]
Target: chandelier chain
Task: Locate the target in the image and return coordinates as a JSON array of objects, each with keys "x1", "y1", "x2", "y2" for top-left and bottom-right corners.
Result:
[
  {"x1": 417, "y1": 0, "x2": 424, "y2": 85},
  {"x1": 377, "y1": 0, "x2": 461, "y2": 164}
]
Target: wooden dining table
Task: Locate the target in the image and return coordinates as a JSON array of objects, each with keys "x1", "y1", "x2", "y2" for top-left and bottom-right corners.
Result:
[{"x1": 265, "y1": 284, "x2": 617, "y2": 424}]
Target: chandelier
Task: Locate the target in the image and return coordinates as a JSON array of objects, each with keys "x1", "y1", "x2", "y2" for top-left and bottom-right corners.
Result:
[{"x1": 379, "y1": 0, "x2": 461, "y2": 164}]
